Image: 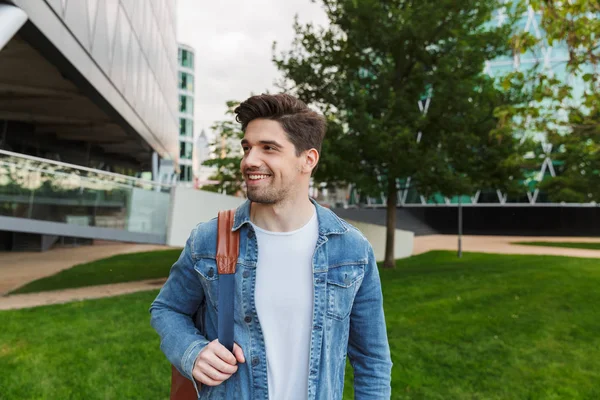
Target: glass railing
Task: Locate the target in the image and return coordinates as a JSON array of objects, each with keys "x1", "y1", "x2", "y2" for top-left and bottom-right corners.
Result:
[{"x1": 0, "y1": 149, "x2": 172, "y2": 237}]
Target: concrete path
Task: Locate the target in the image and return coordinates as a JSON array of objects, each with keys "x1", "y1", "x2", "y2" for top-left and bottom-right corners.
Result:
[
  {"x1": 0, "y1": 278, "x2": 167, "y2": 310},
  {"x1": 413, "y1": 235, "x2": 600, "y2": 258},
  {"x1": 1, "y1": 236, "x2": 599, "y2": 311},
  {"x1": 0, "y1": 241, "x2": 171, "y2": 295}
]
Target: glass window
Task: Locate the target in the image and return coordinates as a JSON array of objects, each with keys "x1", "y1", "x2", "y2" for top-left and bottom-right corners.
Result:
[
  {"x1": 179, "y1": 165, "x2": 192, "y2": 182},
  {"x1": 180, "y1": 141, "x2": 193, "y2": 160},
  {"x1": 178, "y1": 72, "x2": 194, "y2": 92},
  {"x1": 179, "y1": 95, "x2": 194, "y2": 114},
  {"x1": 179, "y1": 49, "x2": 194, "y2": 69},
  {"x1": 179, "y1": 118, "x2": 193, "y2": 137},
  {"x1": 187, "y1": 74, "x2": 194, "y2": 92},
  {"x1": 178, "y1": 72, "x2": 185, "y2": 90}
]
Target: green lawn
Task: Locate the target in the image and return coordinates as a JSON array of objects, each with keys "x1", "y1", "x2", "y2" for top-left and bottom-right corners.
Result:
[
  {"x1": 9, "y1": 249, "x2": 183, "y2": 295},
  {"x1": 512, "y1": 241, "x2": 600, "y2": 251},
  {"x1": 1, "y1": 251, "x2": 599, "y2": 399}
]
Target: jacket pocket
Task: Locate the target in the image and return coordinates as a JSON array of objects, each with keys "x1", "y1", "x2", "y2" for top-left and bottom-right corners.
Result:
[
  {"x1": 194, "y1": 258, "x2": 219, "y2": 311},
  {"x1": 326, "y1": 264, "x2": 365, "y2": 321}
]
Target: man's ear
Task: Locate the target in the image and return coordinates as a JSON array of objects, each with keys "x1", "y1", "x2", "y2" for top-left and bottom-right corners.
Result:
[{"x1": 303, "y1": 149, "x2": 319, "y2": 174}]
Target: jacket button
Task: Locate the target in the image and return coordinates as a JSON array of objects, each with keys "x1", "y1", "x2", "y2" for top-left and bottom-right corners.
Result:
[
  {"x1": 242, "y1": 270, "x2": 250, "y2": 278},
  {"x1": 207, "y1": 268, "x2": 214, "y2": 278},
  {"x1": 244, "y1": 315, "x2": 252, "y2": 323},
  {"x1": 252, "y1": 357, "x2": 260, "y2": 366}
]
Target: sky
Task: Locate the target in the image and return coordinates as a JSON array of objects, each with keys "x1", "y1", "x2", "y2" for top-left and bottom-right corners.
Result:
[{"x1": 176, "y1": 0, "x2": 329, "y2": 141}]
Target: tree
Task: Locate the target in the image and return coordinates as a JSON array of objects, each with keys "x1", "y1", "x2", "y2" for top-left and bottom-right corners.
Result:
[
  {"x1": 201, "y1": 101, "x2": 245, "y2": 196},
  {"x1": 499, "y1": 1, "x2": 600, "y2": 202},
  {"x1": 274, "y1": 0, "x2": 529, "y2": 267}
]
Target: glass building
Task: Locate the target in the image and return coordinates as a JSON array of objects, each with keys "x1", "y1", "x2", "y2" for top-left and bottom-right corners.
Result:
[
  {"x1": 178, "y1": 43, "x2": 195, "y2": 183},
  {"x1": 0, "y1": 1, "x2": 178, "y2": 249}
]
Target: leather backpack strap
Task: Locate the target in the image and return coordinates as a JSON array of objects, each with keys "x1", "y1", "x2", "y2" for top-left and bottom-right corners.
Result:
[
  {"x1": 216, "y1": 209, "x2": 240, "y2": 352},
  {"x1": 170, "y1": 209, "x2": 239, "y2": 400}
]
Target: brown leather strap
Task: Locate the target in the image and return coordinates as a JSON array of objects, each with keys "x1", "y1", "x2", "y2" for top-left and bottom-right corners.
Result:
[
  {"x1": 170, "y1": 209, "x2": 239, "y2": 400},
  {"x1": 216, "y1": 209, "x2": 239, "y2": 275}
]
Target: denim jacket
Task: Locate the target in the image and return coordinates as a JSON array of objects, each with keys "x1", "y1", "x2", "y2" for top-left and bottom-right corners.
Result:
[{"x1": 149, "y1": 199, "x2": 392, "y2": 399}]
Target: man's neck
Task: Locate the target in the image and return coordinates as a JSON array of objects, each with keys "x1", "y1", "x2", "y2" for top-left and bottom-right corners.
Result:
[{"x1": 250, "y1": 196, "x2": 316, "y2": 233}]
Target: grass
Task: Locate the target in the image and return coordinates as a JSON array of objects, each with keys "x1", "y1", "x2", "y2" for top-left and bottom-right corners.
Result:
[
  {"x1": 9, "y1": 249, "x2": 183, "y2": 295},
  {"x1": 512, "y1": 241, "x2": 600, "y2": 251},
  {"x1": 1, "y1": 251, "x2": 599, "y2": 399},
  {"x1": 0, "y1": 290, "x2": 168, "y2": 399}
]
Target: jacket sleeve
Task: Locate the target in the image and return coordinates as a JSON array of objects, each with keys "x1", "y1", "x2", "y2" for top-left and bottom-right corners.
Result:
[
  {"x1": 149, "y1": 227, "x2": 209, "y2": 391},
  {"x1": 347, "y1": 243, "x2": 393, "y2": 399}
]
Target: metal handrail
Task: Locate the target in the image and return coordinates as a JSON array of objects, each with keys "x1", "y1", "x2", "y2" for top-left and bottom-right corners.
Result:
[
  {"x1": 0, "y1": 149, "x2": 173, "y2": 189},
  {"x1": 0, "y1": 160, "x2": 153, "y2": 191}
]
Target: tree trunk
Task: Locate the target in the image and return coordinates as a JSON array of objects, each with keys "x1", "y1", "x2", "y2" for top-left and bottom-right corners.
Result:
[{"x1": 383, "y1": 177, "x2": 397, "y2": 268}]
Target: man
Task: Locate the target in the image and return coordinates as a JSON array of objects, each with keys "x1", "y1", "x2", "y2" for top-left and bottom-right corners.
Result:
[{"x1": 150, "y1": 93, "x2": 392, "y2": 399}]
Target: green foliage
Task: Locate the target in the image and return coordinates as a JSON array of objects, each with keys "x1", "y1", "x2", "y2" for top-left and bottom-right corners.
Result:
[
  {"x1": 501, "y1": 1, "x2": 600, "y2": 202},
  {"x1": 274, "y1": 0, "x2": 528, "y2": 197},
  {"x1": 10, "y1": 249, "x2": 182, "y2": 294},
  {"x1": 201, "y1": 101, "x2": 245, "y2": 196}
]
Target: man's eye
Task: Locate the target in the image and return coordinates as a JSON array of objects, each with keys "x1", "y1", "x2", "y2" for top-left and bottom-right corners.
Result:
[
  {"x1": 242, "y1": 147, "x2": 249, "y2": 152},
  {"x1": 264, "y1": 146, "x2": 273, "y2": 151}
]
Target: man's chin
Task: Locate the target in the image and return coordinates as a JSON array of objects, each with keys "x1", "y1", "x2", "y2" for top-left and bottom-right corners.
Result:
[{"x1": 247, "y1": 190, "x2": 277, "y2": 205}]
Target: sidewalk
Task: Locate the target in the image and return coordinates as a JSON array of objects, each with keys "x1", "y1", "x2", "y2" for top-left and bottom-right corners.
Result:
[
  {"x1": 413, "y1": 235, "x2": 600, "y2": 258},
  {"x1": 0, "y1": 278, "x2": 167, "y2": 310},
  {"x1": 0, "y1": 241, "x2": 171, "y2": 295}
]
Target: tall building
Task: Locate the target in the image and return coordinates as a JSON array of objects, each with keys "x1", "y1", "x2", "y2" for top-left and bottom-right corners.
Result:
[
  {"x1": 0, "y1": 1, "x2": 179, "y2": 249},
  {"x1": 177, "y1": 43, "x2": 195, "y2": 184}
]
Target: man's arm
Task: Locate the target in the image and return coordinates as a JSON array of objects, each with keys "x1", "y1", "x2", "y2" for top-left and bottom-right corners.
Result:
[
  {"x1": 149, "y1": 227, "x2": 209, "y2": 384},
  {"x1": 347, "y1": 244, "x2": 393, "y2": 399}
]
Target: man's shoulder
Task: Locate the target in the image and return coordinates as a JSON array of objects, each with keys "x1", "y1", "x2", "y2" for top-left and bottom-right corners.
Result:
[
  {"x1": 324, "y1": 212, "x2": 372, "y2": 262},
  {"x1": 338, "y1": 218, "x2": 369, "y2": 244},
  {"x1": 188, "y1": 217, "x2": 219, "y2": 257}
]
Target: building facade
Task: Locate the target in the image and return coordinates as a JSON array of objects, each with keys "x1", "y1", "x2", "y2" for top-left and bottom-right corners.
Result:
[
  {"x1": 0, "y1": 0, "x2": 179, "y2": 249},
  {"x1": 178, "y1": 43, "x2": 195, "y2": 183}
]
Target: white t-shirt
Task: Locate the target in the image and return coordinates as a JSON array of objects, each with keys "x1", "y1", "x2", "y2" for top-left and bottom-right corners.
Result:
[{"x1": 252, "y1": 209, "x2": 319, "y2": 400}]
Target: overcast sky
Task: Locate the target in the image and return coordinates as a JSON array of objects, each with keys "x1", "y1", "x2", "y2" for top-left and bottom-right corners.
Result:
[{"x1": 177, "y1": 0, "x2": 329, "y2": 140}]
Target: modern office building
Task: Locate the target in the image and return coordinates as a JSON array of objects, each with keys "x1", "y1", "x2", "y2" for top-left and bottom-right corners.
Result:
[
  {"x1": 177, "y1": 43, "x2": 195, "y2": 184},
  {"x1": 0, "y1": 0, "x2": 179, "y2": 249}
]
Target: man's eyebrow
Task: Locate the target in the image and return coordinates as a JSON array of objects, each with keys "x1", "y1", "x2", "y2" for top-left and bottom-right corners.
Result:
[
  {"x1": 258, "y1": 140, "x2": 282, "y2": 148},
  {"x1": 240, "y1": 139, "x2": 283, "y2": 148}
]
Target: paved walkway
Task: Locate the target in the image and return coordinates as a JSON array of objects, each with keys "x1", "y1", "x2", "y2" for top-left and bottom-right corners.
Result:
[
  {"x1": 1, "y1": 236, "x2": 599, "y2": 311},
  {"x1": 0, "y1": 278, "x2": 167, "y2": 310},
  {"x1": 0, "y1": 241, "x2": 171, "y2": 295},
  {"x1": 413, "y1": 235, "x2": 600, "y2": 258}
]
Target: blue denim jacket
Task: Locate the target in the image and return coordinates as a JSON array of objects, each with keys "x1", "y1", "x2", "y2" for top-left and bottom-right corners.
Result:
[{"x1": 149, "y1": 199, "x2": 392, "y2": 399}]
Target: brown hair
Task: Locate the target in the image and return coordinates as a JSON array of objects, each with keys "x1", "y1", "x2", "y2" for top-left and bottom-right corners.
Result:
[{"x1": 234, "y1": 93, "x2": 327, "y2": 156}]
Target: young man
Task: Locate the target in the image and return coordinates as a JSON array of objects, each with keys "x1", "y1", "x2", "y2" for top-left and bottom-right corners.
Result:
[{"x1": 150, "y1": 94, "x2": 392, "y2": 399}]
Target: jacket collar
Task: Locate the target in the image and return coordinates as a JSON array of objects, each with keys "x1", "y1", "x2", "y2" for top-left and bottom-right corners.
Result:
[{"x1": 232, "y1": 197, "x2": 348, "y2": 236}]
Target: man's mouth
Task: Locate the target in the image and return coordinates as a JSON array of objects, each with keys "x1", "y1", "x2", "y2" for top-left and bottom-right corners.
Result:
[{"x1": 246, "y1": 174, "x2": 271, "y2": 181}]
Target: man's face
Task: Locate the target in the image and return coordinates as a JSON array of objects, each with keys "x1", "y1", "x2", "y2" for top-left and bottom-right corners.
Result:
[{"x1": 240, "y1": 119, "x2": 306, "y2": 205}]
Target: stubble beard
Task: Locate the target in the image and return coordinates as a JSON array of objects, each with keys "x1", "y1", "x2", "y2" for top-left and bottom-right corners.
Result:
[
  {"x1": 246, "y1": 180, "x2": 293, "y2": 205},
  {"x1": 247, "y1": 186, "x2": 285, "y2": 204}
]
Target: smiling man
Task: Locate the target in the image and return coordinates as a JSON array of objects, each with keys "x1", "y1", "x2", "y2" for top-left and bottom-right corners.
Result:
[{"x1": 150, "y1": 93, "x2": 392, "y2": 400}]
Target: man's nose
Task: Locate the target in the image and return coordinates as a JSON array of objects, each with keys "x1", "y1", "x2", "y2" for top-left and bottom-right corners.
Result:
[{"x1": 243, "y1": 149, "x2": 261, "y2": 168}]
